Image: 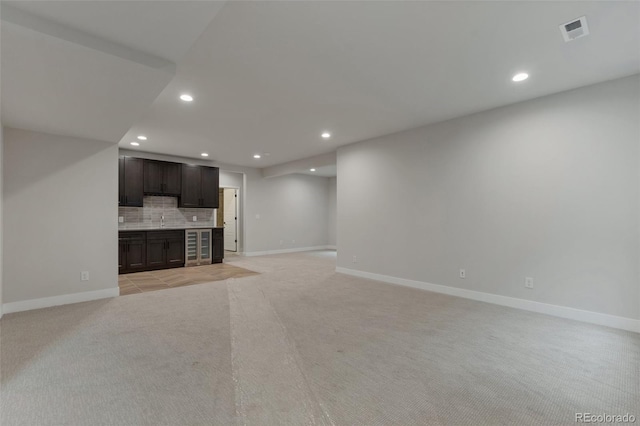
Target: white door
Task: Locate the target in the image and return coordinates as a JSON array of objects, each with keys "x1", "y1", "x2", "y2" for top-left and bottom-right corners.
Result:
[{"x1": 223, "y1": 188, "x2": 237, "y2": 251}]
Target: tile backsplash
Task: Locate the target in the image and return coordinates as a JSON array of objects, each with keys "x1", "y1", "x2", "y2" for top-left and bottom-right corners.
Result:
[{"x1": 119, "y1": 196, "x2": 216, "y2": 229}]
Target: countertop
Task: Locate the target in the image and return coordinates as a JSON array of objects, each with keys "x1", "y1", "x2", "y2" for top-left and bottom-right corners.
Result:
[{"x1": 119, "y1": 226, "x2": 223, "y2": 232}]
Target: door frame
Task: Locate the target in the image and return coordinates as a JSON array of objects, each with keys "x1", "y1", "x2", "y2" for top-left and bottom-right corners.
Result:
[{"x1": 220, "y1": 186, "x2": 240, "y2": 252}]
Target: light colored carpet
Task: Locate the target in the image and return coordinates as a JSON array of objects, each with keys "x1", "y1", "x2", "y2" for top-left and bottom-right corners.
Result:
[{"x1": 1, "y1": 250, "x2": 638, "y2": 425}]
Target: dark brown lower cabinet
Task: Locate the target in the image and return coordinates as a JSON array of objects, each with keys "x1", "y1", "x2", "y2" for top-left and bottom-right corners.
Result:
[
  {"x1": 146, "y1": 230, "x2": 185, "y2": 270},
  {"x1": 146, "y1": 237, "x2": 166, "y2": 268},
  {"x1": 119, "y1": 232, "x2": 146, "y2": 274},
  {"x1": 119, "y1": 230, "x2": 184, "y2": 274},
  {"x1": 120, "y1": 229, "x2": 217, "y2": 274},
  {"x1": 212, "y1": 228, "x2": 224, "y2": 264}
]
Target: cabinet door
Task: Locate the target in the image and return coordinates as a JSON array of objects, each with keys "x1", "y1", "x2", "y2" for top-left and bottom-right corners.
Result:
[
  {"x1": 118, "y1": 156, "x2": 125, "y2": 206},
  {"x1": 199, "y1": 230, "x2": 212, "y2": 263},
  {"x1": 143, "y1": 160, "x2": 163, "y2": 194},
  {"x1": 162, "y1": 162, "x2": 182, "y2": 196},
  {"x1": 212, "y1": 228, "x2": 224, "y2": 263},
  {"x1": 166, "y1": 237, "x2": 185, "y2": 266},
  {"x1": 201, "y1": 167, "x2": 219, "y2": 208},
  {"x1": 126, "y1": 239, "x2": 146, "y2": 271},
  {"x1": 180, "y1": 165, "x2": 201, "y2": 207},
  {"x1": 118, "y1": 240, "x2": 127, "y2": 273},
  {"x1": 146, "y1": 239, "x2": 166, "y2": 267},
  {"x1": 123, "y1": 157, "x2": 144, "y2": 207}
]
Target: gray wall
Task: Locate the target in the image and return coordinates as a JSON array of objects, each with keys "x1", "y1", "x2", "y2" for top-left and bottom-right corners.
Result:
[
  {"x1": 0, "y1": 126, "x2": 3, "y2": 313},
  {"x1": 337, "y1": 75, "x2": 640, "y2": 320},
  {"x1": 3, "y1": 128, "x2": 118, "y2": 303},
  {"x1": 243, "y1": 170, "x2": 331, "y2": 254},
  {"x1": 328, "y1": 176, "x2": 336, "y2": 247}
]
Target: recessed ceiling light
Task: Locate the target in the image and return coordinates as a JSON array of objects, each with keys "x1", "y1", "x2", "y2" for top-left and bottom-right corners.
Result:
[
  {"x1": 137, "y1": 135, "x2": 147, "y2": 140},
  {"x1": 130, "y1": 142, "x2": 140, "y2": 146},
  {"x1": 512, "y1": 72, "x2": 529, "y2": 82},
  {"x1": 253, "y1": 154, "x2": 261, "y2": 159},
  {"x1": 310, "y1": 168, "x2": 316, "y2": 172},
  {"x1": 201, "y1": 153, "x2": 209, "y2": 157},
  {"x1": 180, "y1": 94, "x2": 194, "y2": 102},
  {"x1": 321, "y1": 132, "x2": 331, "y2": 139}
]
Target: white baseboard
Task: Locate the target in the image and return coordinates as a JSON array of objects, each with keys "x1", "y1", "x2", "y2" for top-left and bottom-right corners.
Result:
[
  {"x1": 336, "y1": 267, "x2": 640, "y2": 333},
  {"x1": 244, "y1": 245, "x2": 335, "y2": 257},
  {"x1": 2, "y1": 287, "x2": 120, "y2": 315}
]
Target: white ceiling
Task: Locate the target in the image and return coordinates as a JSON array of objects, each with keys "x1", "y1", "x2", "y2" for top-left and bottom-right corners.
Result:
[
  {"x1": 302, "y1": 165, "x2": 337, "y2": 178},
  {"x1": 0, "y1": 1, "x2": 226, "y2": 142},
  {"x1": 3, "y1": 1, "x2": 227, "y2": 63},
  {"x1": 1, "y1": 20, "x2": 174, "y2": 142},
  {"x1": 2, "y1": 1, "x2": 639, "y2": 171}
]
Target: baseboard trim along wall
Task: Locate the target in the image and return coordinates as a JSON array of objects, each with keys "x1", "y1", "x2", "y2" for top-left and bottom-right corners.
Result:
[
  {"x1": 243, "y1": 245, "x2": 336, "y2": 257},
  {"x1": 336, "y1": 267, "x2": 640, "y2": 333},
  {"x1": 2, "y1": 287, "x2": 120, "y2": 315}
]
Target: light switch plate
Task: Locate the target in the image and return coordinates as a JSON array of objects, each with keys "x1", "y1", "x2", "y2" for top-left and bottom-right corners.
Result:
[{"x1": 118, "y1": 216, "x2": 124, "y2": 223}]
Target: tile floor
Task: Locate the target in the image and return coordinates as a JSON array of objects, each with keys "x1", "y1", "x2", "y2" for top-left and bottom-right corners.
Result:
[{"x1": 119, "y1": 262, "x2": 258, "y2": 295}]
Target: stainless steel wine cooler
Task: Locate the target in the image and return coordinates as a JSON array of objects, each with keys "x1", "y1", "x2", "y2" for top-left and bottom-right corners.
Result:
[{"x1": 185, "y1": 229, "x2": 212, "y2": 266}]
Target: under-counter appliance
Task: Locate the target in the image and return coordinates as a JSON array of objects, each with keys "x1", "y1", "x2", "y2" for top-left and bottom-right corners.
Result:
[{"x1": 185, "y1": 229, "x2": 212, "y2": 266}]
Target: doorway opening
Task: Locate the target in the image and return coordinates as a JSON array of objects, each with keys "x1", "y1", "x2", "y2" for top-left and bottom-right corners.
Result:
[{"x1": 218, "y1": 187, "x2": 239, "y2": 253}]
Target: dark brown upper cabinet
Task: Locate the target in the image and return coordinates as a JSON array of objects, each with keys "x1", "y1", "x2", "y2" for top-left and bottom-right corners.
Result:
[
  {"x1": 180, "y1": 165, "x2": 219, "y2": 208},
  {"x1": 118, "y1": 156, "x2": 144, "y2": 207},
  {"x1": 143, "y1": 160, "x2": 181, "y2": 196}
]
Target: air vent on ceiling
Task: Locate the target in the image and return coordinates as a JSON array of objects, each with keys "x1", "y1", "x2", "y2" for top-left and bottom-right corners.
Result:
[{"x1": 560, "y1": 16, "x2": 589, "y2": 42}]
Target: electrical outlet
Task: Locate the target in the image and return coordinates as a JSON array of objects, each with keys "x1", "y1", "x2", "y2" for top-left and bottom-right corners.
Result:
[
  {"x1": 81, "y1": 271, "x2": 90, "y2": 281},
  {"x1": 192, "y1": 216, "x2": 197, "y2": 222},
  {"x1": 459, "y1": 268, "x2": 466, "y2": 279},
  {"x1": 525, "y1": 277, "x2": 534, "y2": 289},
  {"x1": 352, "y1": 255, "x2": 358, "y2": 263},
  {"x1": 118, "y1": 216, "x2": 124, "y2": 223}
]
